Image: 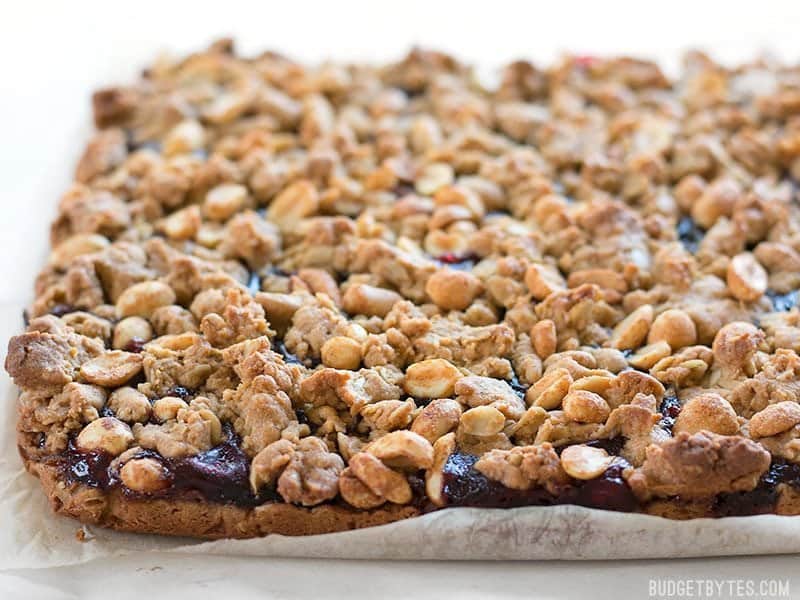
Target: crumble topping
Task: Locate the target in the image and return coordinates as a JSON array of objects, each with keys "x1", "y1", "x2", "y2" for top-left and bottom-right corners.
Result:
[
  {"x1": 474, "y1": 443, "x2": 568, "y2": 493},
  {"x1": 9, "y1": 40, "x2": 800, "y2": 515},
  {"x1": 625, "y1": 431, "x2": 771, "y2": 500}
]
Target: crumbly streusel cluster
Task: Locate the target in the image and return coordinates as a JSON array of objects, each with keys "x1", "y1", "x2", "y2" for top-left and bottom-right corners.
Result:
[{"x1": 8, "y1": 39, "x2": 800, "y2": 511}]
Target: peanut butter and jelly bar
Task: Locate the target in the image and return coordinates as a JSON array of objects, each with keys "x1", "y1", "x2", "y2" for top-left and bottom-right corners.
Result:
[{"x1": 7, "y1": 40, "x2": 800, "y2": 538}]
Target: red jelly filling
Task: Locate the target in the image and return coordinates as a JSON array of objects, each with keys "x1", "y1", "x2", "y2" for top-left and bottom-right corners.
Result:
[{"x1": 439, "y1": 450, "x2": 638, "y2": 513}]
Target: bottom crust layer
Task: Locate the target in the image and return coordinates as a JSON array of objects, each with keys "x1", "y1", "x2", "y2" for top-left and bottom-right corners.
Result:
[{"x1": 22, "y1": 449, "x2": 419, "y2": 539}]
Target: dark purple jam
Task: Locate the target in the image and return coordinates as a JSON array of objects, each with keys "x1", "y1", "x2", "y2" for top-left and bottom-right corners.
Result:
[
  {"x1": 508, "y1": 373, "x2": 528, "y2": 401},
  {"x1": 22, "y1": 309, "x2": 30, "y2": 327},
  {"x1": 267, "y1": 265, "x2": 293, "y2": 278},
  {"x1": 573, "y1": 462, "x2": 637, "y2": 513},
  {"x1": 435, "y1": 252, "x2": 479, "y2": 271},
  {"x1": 766, "y1": 289, "x2": 800, "y2": 312},
  {"x1": 167, "y1": 385, "x2": 194, "y2": 401},
  {"x1": 247, "y1": 271, "x2": 261, "y2": 295},
  {"x1": 677, "y1": 216, "x2": 704, "y2": 254},
  {"x1": 60, "y1": 428, "x2": 271, "y2": 507},
  {"x1": 658, "y1": 392, "x2": 682, "y2": 434},
  {"x1": 127, "y1": 136, "x2": 163, "y2": 154},
  {"x1": 392, "y1": 183, "x2": 416, "y2": 197},
  {"x1": 49, "y1": 303, "x2": 77, "y2": 317},
  {"x1": 439, "y1": 451, "x2": 638, "y2": 513},
  {"x1": 276, "y1": 340, "x2": 319, "y2": 368},
  {"x1": 164, "y1": 437, "x2": 265, "y2": 506},
  {"x1": 276, "y1": 340, "x2": 302, "y2": 365},
  {"x1": 408, "y1": 472, "x2": 427, "y2": 507},
  {"x1": 440, "y1": 452, "x2": 560, "y2": 508},
  {"x1": 60, "y1": 441, "x2": 115, "y2": 489},
  {"x1": 295, "y1": 408, "x2": 310, "y2": 425},
  {"x1": 585, "y1": 436, "x2": 626, "y2": 456},
  {"x1": 714, "y1": 459, "x2": 800, "y2": 517},
  {"x1": 123, "y1": 338, "x2": 147, "y2": 353}
]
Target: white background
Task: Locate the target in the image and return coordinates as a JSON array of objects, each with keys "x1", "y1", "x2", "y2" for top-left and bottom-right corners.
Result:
[{"x1": 1, "y1": 0, "x2": 800, "y2": 597}]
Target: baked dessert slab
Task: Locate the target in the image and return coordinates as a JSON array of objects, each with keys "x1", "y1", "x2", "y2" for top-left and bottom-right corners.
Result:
[{"x1": 7, "y1": 40, "x2": 800, "y2": 539}]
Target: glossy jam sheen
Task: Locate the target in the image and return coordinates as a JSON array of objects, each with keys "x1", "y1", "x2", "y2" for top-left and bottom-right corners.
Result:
[
  {"x1": 658, "y1": 393, "x2": 682, "y2": 434},
  {"x1": 714, "y1": 459, "x2": 800, "y2": 516},
  {"x1": 57, "y1": 436, "x2": 798, "y2": 516},
  {"x1": 247, "y1": 271, "x2": 261, "y2": 295},
  {"x1": 440, "y1": 453, "x2": 560, "y2": 508},
  {"x1": 60, "y1": 429, "x2": 271, "y2": 507},
  {"x1": 439, "y1": 451, "x2": 637, "y2": 513},
  {"x1": 276, "y1": 340, "x2": 319, "y2": 368},
  {"x1": 435, "y1": 252, "x2": 479, "y2": 271},
  {"x1": 766, "y1": 289, "x2": 800, "y2": 312},
  {"x1": 677, "y1": 216, "x2": 705, "y2": 254}
]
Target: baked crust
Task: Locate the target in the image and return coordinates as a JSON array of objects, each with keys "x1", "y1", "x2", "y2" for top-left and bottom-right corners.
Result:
[{"x1": 8, "y1": 40, "x2": 800, "y2": 538}]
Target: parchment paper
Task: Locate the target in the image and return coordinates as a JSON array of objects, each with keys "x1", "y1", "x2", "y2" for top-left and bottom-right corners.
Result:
[{"x1": 3, "y1": 367, "x2": 800, "y2": 570}]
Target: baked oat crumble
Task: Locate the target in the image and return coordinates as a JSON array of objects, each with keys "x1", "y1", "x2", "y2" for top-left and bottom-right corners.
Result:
[{"x1": 8, "y1": 40, "x2": 800, "y2": 537}]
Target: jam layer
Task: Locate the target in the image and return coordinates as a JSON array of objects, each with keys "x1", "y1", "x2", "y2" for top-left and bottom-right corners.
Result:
[{"x1": 54, "y1": 436, "x2": 800, "y2": 517}]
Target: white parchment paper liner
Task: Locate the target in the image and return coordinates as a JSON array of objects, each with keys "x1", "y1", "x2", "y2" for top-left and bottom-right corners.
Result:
[{"x1": 3, "y1": 375, "x2": 800, "y2": 570}]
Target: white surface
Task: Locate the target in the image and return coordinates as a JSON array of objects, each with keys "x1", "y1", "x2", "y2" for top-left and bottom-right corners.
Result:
[
  {"x1": 2, "y1": 0, "x2": 800, "y2": 597},
  {"x1": 1, "y1": 553, "x2": 799, "y2": 600}
]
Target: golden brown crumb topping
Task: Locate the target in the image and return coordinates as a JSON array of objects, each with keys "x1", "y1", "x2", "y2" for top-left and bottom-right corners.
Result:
[{"x1": 9, "y1": 41, "x2": 800, "y2": 510}]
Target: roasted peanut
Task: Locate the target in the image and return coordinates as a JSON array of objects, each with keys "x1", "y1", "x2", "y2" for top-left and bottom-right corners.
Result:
[
  {"x1": 366, "y1": 430, "x2": 434, "y2": 470},
  {"x1": 562, "y1": 390, "x2": 610, "y2": 423},
  {"x1": 425, "y1": 432, "x2": 456, "y2": 506},
  {"x1": 404, "y1": 359, "x2": 462, "y2": 399},
  {"x1": 120, "y1": 457, "x2": 171, "y2": 492},
  {"x1": 459, "y1": 405, "x2": 506, "y2": 436},
  {"x1": 628, "y1": 341, "x2": 672, "y2": 370},
  {"x1": 526, "y1": 367, "x2": 572, "y2": 409},
  {"x1": 425, "y1": 268, "x2": 483, "y2": 311},
  {"x1": 321, "y1": 336, "x2": 362, "y2": 370},
  {"x1": 159, "y1": 205, "x2": 201, "y2": 240},
  {"x1": 672, "y1": 393, "x2": 739, "y2": 436},
  {"x1": 152, "y1": 396, "x2": 189, "y2": 422},
  {"x1": 76, "y1": 417, "x2": 133, "y2": 455},
  {"x1": 525, "y1": 264, "x2": 566, "y2": 300},
  {"x1": 107, "y1": 387, "x2": 152, "y2": 423},
  {"x1": 348, "y1": 452, "x2": 412, "y2": 504},
  {"x1": 342, "y1": 283, "x2": 402, "y2": 317},
  {"x1": 116, "y1": 281, "x2": 176, "y2": 319},
  {"x1": 415, "y1": 162, "x2": 454, "y2": 195},
  {"x1": 49, "y1": 234, "x2": 109, "y2": 269},
  {"x1": 163, "y1": 119, "x2": 205, "y2": 156},
  {"x1": 727, "y1": 253, "x2": 767, "y2": 302},
  {"x1": 749, "y1": 402, "x2": 800, "y2": 438},
  {"x1": 80, "y1": 351, "x2": 143, "y2": 387},
  {"x1": 112, "y1": 316, "x2": 153, "y2": 350},
  {"x1": 267, "y1": 179, "x2": 319, "y2": 231},
  {"x1": 560, "y1": 445, "x2": 613, "y2": 480},
  {"x1": 648, "y1": 309, "x2": 697, "y2": 349},
  {"x1": 609, "y1": 305, "x2": 653, "y2": 350},
  {"x1": 204, "y1": 183, "x2": 248, "y2": 221},
  {"x1": 411, "y1": 399, "x2": 462, "y2": 443},
  {"x1": 531, "y1": 319, "x2": 557, "y2": 358}
]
